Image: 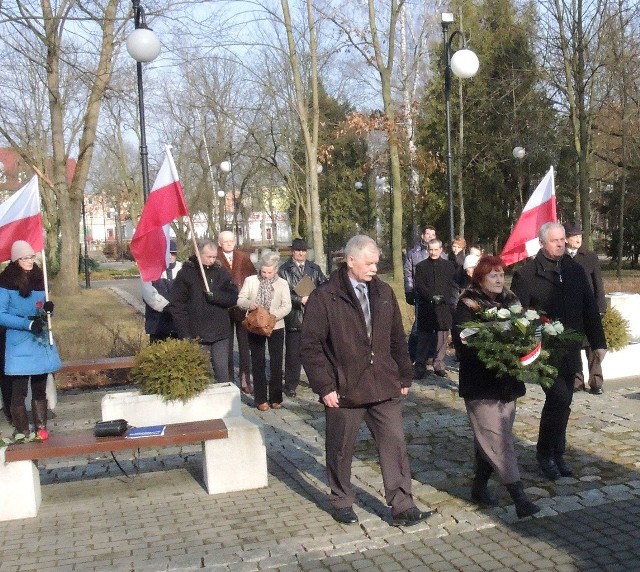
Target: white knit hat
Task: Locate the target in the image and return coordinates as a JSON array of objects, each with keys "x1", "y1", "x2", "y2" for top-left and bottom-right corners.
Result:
[
  {"x1": 11, "y1": 240, "x2": 36, "y2": 262},
  {"x1": 463, "y1": 254, "x2": 480, "y2": 270}
]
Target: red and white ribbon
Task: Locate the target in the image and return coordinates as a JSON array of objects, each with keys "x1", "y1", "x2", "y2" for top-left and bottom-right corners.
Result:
[{"x1": 520, "y1": 342, "x2": 542, "y2": 366}]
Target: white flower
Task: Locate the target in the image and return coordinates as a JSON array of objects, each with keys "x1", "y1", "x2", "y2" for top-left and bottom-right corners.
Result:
[
  {"x1": 485, "y1": 307, "x2": 497, "y2": 316},
  {"x1": 524, "y1": 309, "x2": 539, "y2": 320},
  {"x1": 552, "y1": 321, "x2": 564, "y2": 334},
  {"x1": 496, "y1": 308, "x2": 511, "y2": 319},
  {"x1": 509, "y1": 304, "x2": 523, "y2": 314},
  {"x1": 543, "y1": 323, "x2": 558, "y2": 336},
  {"x1": 514, "y1": 317, "x2": 530, "y2": 333}
]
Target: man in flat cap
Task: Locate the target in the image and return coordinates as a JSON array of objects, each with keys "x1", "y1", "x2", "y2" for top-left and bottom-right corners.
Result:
[
  {"x1": 564, "y1": 222, "x2": 607, "y2": 395},
  {"x1": 278, "y1": 238, "x2": 326, "y2": 397}
]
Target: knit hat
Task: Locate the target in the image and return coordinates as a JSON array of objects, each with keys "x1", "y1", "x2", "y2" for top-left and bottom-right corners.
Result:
[
  {"x1": 11, "y1": 240, "x2": 36, "y2": 262},
  {"x1": 463, "y1": 254, "x2": 480, "y2": 270}
]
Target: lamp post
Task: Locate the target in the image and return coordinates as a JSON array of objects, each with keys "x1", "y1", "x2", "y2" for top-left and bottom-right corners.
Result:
[
  {"x1": 217, "y1": 178, "x2": 226, "y2": 233},
  {"x1": 512, "y1": 146, "x2": 526, "y2": 208},
  {"x1": 220, "y1": 159, "x2": 238, "y2": 242},
  {"x1": 81, "y1": 194, "x2": 90, "y2": 288},
  {"x1": 355, "y1": 180, "x2": 371, "y2": 231},
  {"x1": 126, "y1": 0, "x2": 161, "y2": 202},
  {"x1": 442, "y1": 12, "x2": 479, "y2": 244},
  {"x1": 318, "y1": 163, "x2": 332, "y2": 274}
]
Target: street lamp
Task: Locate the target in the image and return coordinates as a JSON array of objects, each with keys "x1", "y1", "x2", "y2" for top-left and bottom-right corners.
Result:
[
  {"x1": 512, "y1": 146, "x2": 526, "y2": 159},
  {"x1": 442, "y1": 12, "x2": 479, "y2": 244},
  {"x1": 355, "y1": 180, "x2": 371, "y2": 231},
  {"x1": 126, "y1": 0, "x2": 161, "y2": 202},
  {"x1": 220, "y1": 159, "x2": 239, "y2": 242}
]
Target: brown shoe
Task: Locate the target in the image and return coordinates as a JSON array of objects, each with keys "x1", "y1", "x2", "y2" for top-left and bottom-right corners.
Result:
[
  {"x1": 270, "y1": 402, "x2": 282, "y2": 409},
  {"x1": 257, "y1": 403, "x2": 269, "y2": 411}
]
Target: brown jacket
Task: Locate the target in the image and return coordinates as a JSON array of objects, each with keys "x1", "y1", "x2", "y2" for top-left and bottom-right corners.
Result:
[
  {"x1": 218, "y1": 249, "x2": 256, "y2": 288},
  {"x1": 301, "y1": 265, "x2": 413, "y2": 407}
]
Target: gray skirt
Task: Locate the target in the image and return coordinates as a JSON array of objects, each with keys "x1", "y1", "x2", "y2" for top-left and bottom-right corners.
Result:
[{"x1": 465, "y1": 398, "x2": 520, "y2": 484}]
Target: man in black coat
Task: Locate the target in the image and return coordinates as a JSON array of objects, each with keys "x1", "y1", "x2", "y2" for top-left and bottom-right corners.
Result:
[
  {"x1": 564, "y1": 222, "x2": 607, "y2": 394},
  {"x1": 169, "y1": 240, "x2": 238, "y2": 384},
  {"x1": 278, "y1": 238, "x2": 326, "y2": 397},
  {"x1": 511, "y1": 222, "x2": 607, "y2": 481},
  {"x1": 413, "y1": 239, "x2": 456, "y2": 378}
]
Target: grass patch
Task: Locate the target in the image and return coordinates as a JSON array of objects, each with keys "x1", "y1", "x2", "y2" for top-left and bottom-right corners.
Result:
[{"x1": 53, "y1": 289, "x2": 145, "y2": 390}]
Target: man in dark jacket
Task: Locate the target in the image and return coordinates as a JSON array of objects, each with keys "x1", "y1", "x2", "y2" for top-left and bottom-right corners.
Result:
[
  {"x1": 169, "y1": 240, "x2": 238, "y2": 384},
  {"x1": 278, "y1": 238, "x2": 326, "y2": 397},
  {"x1": 413, "y1": 239, "x2": 456, "y2": 378},
  {"x1": 511, "y1": 222, "x2": 607, "y2": 481},
  {"x1": 564, "y1": 222, "x2": 607, "y2": 394},
  {"x1": 218, "y1": 231, "x2": 257, "y2": 393},
  {"x1": 301, "y1": 235, "x2": 433, "y2": 527}
]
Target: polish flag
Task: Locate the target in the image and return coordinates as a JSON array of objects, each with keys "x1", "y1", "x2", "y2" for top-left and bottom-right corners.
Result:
[
  {"x1": 500, "y1": 167, "x2": 556, "y2": 266},
  {"x1": 130, "y1": 146, "x2": 189, "y2": 281},
  {"x1": 0, "y1": 175, "x2": 45, "y2": 263}
]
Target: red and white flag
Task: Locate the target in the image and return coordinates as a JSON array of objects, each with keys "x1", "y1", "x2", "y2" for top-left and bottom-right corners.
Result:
[
  {"x1": 130, "y1": 146, "x2": 189, "y2": 281},
  {"x1": 0, "y1": 175, "x2": 45, "y2": 263},
  {"x1": 500, "y1": 167, "x2": 556, "y2": 266}
]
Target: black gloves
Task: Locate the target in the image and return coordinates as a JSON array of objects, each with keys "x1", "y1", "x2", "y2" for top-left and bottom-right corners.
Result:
[
  {"x1": 43, "y1": 301, "x2": 54, "y2": 314},
  {"x1": 30, "y1": 318, "x2": 45, "y2": 334},
  {"x1": 405, "y1": 291, "x2": 415, "y2": 306},
  {"x1": 204, "y1": 291, "x2": 216, "y2": 305}
]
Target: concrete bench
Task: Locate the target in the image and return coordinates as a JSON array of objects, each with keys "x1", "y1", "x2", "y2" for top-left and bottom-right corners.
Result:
[{"x1": 0, "y1": 417, "x2": 268, "y2": 521}]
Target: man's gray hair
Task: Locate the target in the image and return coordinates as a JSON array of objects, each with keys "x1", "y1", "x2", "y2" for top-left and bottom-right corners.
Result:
[
  {"x1": 197, "y1": 239, "x2": 217, "y2": 253},
  {"x1": 428, "y1": 239, "x2": 442, "y2": 248},
  {"x1": 539, "y1": 222, "x2": 565, "y2": 242},
  {"x1": 259, "y1": 250, "x2": 280, "y2": 269},
  {"x1": 344, "y1": 235, "x2": 379, "y2": 259},
  {"x1": 218, "y1": 230, "x2": 235, "y2": 244}
]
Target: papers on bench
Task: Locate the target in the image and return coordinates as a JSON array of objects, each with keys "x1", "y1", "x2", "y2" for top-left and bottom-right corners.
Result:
[{"x1": 126, "y1": 425, "x2": 166, "y2": 439}]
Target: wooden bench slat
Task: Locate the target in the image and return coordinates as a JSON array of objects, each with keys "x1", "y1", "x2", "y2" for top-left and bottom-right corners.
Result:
[
  {"x1": 5, "y1": 419, "x2": 228, "y2": 462},
  {"x1": 58, "y1": 356, "x2": 136, "y2": 374}
]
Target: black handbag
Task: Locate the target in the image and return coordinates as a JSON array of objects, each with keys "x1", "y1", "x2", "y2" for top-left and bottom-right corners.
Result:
[{"x1": 94, "y1": 419, "x2": 129, "y2": 437}]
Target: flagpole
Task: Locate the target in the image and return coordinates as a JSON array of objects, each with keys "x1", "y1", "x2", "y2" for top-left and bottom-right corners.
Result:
[
  {"x1": 40, "y1": 249, "x2": 54, "y2": 346},
  {"x1": 186, "y1": 216, "x2": 210, "y2": 293}
]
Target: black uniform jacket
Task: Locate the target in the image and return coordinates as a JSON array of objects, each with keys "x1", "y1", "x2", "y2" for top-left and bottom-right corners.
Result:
[
  {"x1": 414, "y1": 257, "x2": 456, "y2": 331},
  {"x1": 278, "y1": 257, "x2": 326, "y2": 331}
]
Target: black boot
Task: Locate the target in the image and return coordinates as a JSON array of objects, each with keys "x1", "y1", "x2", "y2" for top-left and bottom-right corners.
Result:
[
  {"x1": 506, "y1": 481, "x2": 540, "y2": 518},
  {"x1": 32, "y1": 399, "x2": 48, "y2": 430},
  {"x1": 9, "y1": 404, "x2": 30, "y2": 436},
  {"x1": 536, "y1": 453, "x2": 561, "y2": 480},
  {"x1": 553, "y1": 455, "x2": 573, "y2": 477},
  {"x1": 471, "y1": 455, "x2": 498, "y2": 507}
]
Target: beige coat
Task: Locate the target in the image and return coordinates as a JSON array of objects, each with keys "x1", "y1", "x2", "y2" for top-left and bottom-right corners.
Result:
[{"x1": 237, "y1": 275, "x2": 292, "y2": 330}]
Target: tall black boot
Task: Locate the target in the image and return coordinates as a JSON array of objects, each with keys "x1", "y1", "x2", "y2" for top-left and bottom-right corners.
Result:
[
  {"x1": 506, "y1": 481, "x2": 540, "y2": 518},
  {"x1": 9, "y1": 404, "x2": 29, "y2": 436},
  {"x1": 471, "y1": 454, "x2": 498, "y2": 507},
  {"x1": 32, "y1": 399, "x2": 48, "y2": 429}
]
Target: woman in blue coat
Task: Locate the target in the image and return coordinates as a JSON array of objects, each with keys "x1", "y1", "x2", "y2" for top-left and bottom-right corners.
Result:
[{"x1": 0, "y1": 240, "x2": 61, "y2": 439}]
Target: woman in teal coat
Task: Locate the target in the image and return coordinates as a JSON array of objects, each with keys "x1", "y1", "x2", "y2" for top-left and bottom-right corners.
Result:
[{"x1": 0, "y1": 240, "x2": 60, "y2": 438}]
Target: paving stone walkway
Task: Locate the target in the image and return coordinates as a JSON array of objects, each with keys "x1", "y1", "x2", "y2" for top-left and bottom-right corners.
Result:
[{"x1": 1, "y1": 371, "x2": 639, "y2": 571}]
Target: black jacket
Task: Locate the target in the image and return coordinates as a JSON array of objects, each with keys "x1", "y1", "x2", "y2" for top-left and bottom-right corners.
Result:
[
  {"x1": 453, "y1": 287, "x2": 526, "y2": 402},
  {"x1": 168, "y1": 256, "x2": 238, "y2": 343},
  {"x1": 278, "y1": 257, "x2": 326, "y2": 331},
  {"x1": 301, "y1": 265, "x2": 412, "y2": 407},
  {"x1": 570, "y1": 246, "x2": 606, "y2": 314},
  {"x1": 414, "y1": 257, "x2": 456, "y2": 331},
  {"x1": 511, "y1": 251, "x2": 606, "y2": 377}
]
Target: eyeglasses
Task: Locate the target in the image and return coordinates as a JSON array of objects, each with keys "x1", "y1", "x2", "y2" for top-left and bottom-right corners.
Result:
[{"x1": 19, "y1": 255, "x2": 36, "y2": 261}]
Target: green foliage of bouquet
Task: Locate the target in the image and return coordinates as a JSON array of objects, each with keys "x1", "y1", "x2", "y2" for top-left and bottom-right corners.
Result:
[
  {"x1": 461, "y1": 305, "x2": 584, "y2": 389},
  {"x1": 130, "y1": 338, "x2": 213, "y2": 401}
]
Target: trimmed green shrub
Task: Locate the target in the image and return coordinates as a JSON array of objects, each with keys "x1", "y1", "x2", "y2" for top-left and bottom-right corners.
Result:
[
  {"x1": 130, "y1": 338, "x2": 212, "y2": 401},
  {"x1": 602, "y1": 307, "x2": 631, "y2": 352}
]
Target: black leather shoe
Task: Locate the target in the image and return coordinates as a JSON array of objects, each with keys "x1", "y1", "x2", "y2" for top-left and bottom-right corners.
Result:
[
  {"x1": 589, "y1": 387, "x2": 603, "y2": 395},
  {"x1": 554, "y1": 456, "x2": 574, "y2": 477},
  {"x1": 391, "y1": 506, "x2": 434, "y2": 527},
  {"x1": 332, "y1": 506, "x2": 358, "y2": 524},
  {"x1": 536, "y1": 454, "x2": 561, "y2": 480},
  {"x1": 283, "y1": 387, "x2": 297, "y2": 398},
  {"x1": 434, "y1": 370, "x2": 448, "y2": 378}
]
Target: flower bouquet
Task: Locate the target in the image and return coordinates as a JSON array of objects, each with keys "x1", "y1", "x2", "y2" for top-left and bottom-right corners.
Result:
[{"x1": 460, "y1": 305, "x2": 584, "y2": 389}]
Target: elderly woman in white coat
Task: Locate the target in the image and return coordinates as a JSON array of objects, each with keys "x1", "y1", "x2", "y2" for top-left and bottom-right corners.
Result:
[{"x1": 238, "y1": 251, "x2": 292, "y2": 411}]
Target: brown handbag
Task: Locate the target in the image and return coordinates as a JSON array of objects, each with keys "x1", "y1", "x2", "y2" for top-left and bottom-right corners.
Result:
[{"x1": 242, "y1": 306, "x2": 277, "y2": 337}]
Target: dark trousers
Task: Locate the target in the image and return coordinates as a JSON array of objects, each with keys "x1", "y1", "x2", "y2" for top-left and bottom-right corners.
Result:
[
  {"x1": 0, "y1": 376, "x2": 11, "y2": 415},
  {"x1": 9, "y1": 374, "x2": 47, "y2": 407},
  {"x1": 228, "y1": 316, "x2": 251, "y2": 384},
  {"x1": 201, "y1": 339, "x2": 230, "y2": 384},
  {"x1": 537, "y1": 372, "x2": 573, "y2": 458},
  {"x1": 325, "y1": 398, "x2": 415, "y2": 516},
  {"x1": 574, "y1": 346, "x2": 603, "y2": 390},
  {"x1": 284, "y1": 329, "x2": 302, "y2": 391},
  {"x1": 415, "y1": 330, "x2": 448, "y2": 372},
  {"x1": 248, "y1": 328, "x2": 284, "y2": 405}
]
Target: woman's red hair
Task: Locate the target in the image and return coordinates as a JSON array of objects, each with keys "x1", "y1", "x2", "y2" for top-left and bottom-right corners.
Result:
[{"x1": 471, "y1": 255, "x2": 504, "y2": 287}]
